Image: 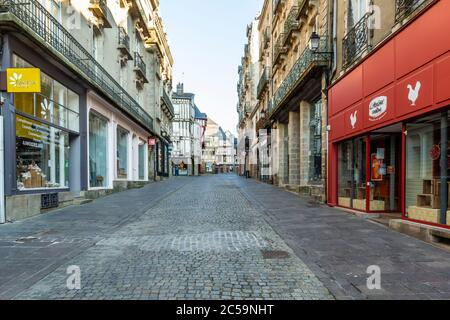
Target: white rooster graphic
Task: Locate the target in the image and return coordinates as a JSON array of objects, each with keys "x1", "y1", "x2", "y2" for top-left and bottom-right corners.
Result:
[
  {"x1": 350, "y1": 110, "x2": 358, "y2": 129},
  {"x1": 407, "y1": 81, "x2": 421, "y2": 106},
  {"x1": 350, "y1": 111, "x2": 358, "y2": 129}
]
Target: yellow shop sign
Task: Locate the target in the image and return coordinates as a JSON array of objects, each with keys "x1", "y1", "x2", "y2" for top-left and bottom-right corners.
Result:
[{"x1": 6, "y1": 68, "x2": 41, "y2": 93}]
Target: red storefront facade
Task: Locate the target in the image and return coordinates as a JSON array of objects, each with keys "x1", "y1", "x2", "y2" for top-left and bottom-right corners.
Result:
[{"x1": 327, "y1": 0, "x2": 450, "y2": 228}]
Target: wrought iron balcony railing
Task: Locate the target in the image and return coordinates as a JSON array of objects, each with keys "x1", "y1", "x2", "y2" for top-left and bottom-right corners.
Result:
[
  {"x1": 273, "y1": 0, "x2": 285, "y2": 14},
  {"x1": 395, "y1": 0, "x2": 427, "y2": 22},
  {"x1": 0, "y1": 0, "x2": 154, "y2": 132},
  {"x1": 134, "y1": 52, "x2": 147, "y2": 81},
  {"x1": 257, "y1": 67, "x2": 270, "y2": 99},
  {"x1": 118, "y1": 27, "x2": 131, "y2": 57},
  {"x1": 272, "y1": 39, "x2": 330, "y2": 112},
  {"x1": 273, "y1": 33, "x2": 287, "y2": 66},
  {"x1": 342, "y1": 13, "x2": 371, "y2": 68},
  {"x1": 161, "y1": 88, "x2": 175, "y2": 120},
  {"x1": 283, "y1": 6, "x2": 300, "y2": 45},
  {"x1": 263, "y1": 26, "x2": 270, "y2": 49}
]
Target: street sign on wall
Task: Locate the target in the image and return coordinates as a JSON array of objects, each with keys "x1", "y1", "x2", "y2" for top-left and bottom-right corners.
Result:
[{"x1": 6, "y1": 68, "x2": 41, "y2": 93}]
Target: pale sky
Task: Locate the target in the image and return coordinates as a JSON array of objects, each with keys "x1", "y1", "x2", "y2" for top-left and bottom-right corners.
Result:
[{"x1": 160, "y1": 0, "x2": 264, "y2": 135}]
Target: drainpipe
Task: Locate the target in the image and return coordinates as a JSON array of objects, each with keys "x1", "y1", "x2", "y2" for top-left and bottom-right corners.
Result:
[{"x1": 0, "y1": 104, "x2": 5, "y2": 224}]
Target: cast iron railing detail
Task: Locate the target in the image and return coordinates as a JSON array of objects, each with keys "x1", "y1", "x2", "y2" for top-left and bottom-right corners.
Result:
[
  {"x1": 342, "y1": 13, "x2": 371, "y2": 68},
  {"x1": 273, "y1": 33, "x2": 287, "y2": 65},
  {"x1": 134, "y1": 52, "x2": 147, "y2": 80},
  {"x1": 161, "y1": 88, "x2": 175, "y2": 120},
  {"x1": 283, "y1": 6, "x2": 300, "y2": 44},
  {"x1": 118, "y1": 27, "x2": 130, "y2": 53},
  {"x1": 395, "y1": 0, "x2": 427, "y2": 22},
  {"x1": 0, "y1": 0, "x2": 154, "y2": 132},
  {"x1": 272, "y1": 39, "x2": 329, "y2": 112},
  {"x1": 257, "y1": 67, "x2": 270, "y2": 99}
]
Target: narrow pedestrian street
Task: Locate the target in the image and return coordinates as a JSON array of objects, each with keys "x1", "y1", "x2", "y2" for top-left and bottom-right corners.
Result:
[{"x1": 1, "y1": 175, "x2": 449, "y2": 300}]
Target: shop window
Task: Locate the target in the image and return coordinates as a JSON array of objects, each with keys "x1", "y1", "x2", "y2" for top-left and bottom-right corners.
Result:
[
  {"x1": 12, "y1": 54, "x2": 79, "y2": 132},
  {"x1": 89, "y1": 112, "x2": 109, "y2": 188},
  {"x1": 309, "y1": 100, "x2": 322, "y2": 183},
  {"x1": 338, "y1": 138, "x2": 366, "y2": 210},
  {"x1": 16, "y1": 114, "x2": 69, "y2": 190},
  {"x1": 117, "y1": 126, "x2": 129, "y2": 179},
  {"x1": 406, "y1": 112, "x2": 450, "y2": 226},
  {"x1": 138, "y1": 141, "x2": 146, "y2": 180}
]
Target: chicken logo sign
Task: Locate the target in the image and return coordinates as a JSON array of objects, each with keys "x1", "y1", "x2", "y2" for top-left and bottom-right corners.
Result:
[
  {"x1": 407, "y1": 81, "x2": 421, "y2": 106},
  {"x1": 350, "y1": 111, "x2": 358, "y2": 129},
  {"x1": 369, "y1": 96, "x2": 388, "y2": 121}
]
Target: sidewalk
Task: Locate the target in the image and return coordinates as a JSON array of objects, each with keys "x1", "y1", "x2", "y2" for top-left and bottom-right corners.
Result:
[
  {"x1": 0, "y1": 178, "x2": 190, "y2": 299},
  {"x1": 236, "y1": 177, "x2": 450, "y2": 300}
]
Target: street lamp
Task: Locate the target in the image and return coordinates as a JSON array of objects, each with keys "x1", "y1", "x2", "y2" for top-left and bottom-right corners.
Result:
[{"x1": 309, "y1": 31, "x2": 321, "y2": 51}]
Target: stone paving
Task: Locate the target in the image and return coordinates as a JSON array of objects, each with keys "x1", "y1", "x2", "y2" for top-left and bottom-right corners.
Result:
[
  {"x1": 8, "y1": 176, "x2": 332, "y2": 300},
  {"x1": 2, "y1": 174, "x2": 450, "y2": 300}
]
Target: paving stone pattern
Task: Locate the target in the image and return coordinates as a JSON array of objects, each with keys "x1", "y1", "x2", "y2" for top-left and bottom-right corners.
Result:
[{"x1": 12, "y1": 177, "x2": 332, "y2": 300}]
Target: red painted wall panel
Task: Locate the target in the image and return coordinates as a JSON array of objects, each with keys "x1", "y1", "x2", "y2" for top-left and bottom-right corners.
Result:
[
  {"x1": 363, "y1": 42, "x2": 395, "y2": 97},
  {"x1": 435, "y1": 52, "x2": 450, "y2": 104},
  {"x1": 329, "y1": 65, "x2": 363, "y2": 116},
  {"x1": 395, "y1": 0, "x2": 450, "y2": 78}
]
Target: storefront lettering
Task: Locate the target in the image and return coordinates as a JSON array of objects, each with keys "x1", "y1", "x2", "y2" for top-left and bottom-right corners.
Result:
[{"x1": 369, "y1": 96, "x2": 387, "y2": 121}]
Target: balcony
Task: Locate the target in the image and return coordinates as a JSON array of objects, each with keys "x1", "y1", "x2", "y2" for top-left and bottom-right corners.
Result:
[
  {"x1": 257, "y1": 67, "x2": 270, "y2": 99},
  {"x1": 273, "y1": 0, "x2": 285, "y2": 14},
  {"x1": 263, "y1": 26, "x2": 270, "y2": 49},
  {"x1": 118, "y1": 27, "x2": 132, "y2": 60},
  {"x1": 272, "y1": 39, "x2": 330, "y2": 113},
  {"x1": 273, "y1": 33, "x2": 288, "y2": 66},
  {"x1": 283, "y1": 6, "x2": 300, "y2": 45},
  {"x1": 0, "y1": 0, "x2": 153, "y2": 132},
  {"x1": 395, "y1": 0, "x2": 427, "y2": 23},
  {"x1": 134, "y1": 52, "x2": 148, "y2": 84},
  {"x1": 89, "y1": 0, "x2": 111, "y2": 28},
  {"x1": 161, "y1": 88, "x2": 175, "y2": 120},
  {"x1": 342, "y1": 13, "x2": 371, "y2": 68}
]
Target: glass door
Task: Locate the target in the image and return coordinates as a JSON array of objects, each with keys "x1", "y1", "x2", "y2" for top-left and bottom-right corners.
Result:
[{"x1": 369, "y1": 135, "x2": 400, "y2": 212}]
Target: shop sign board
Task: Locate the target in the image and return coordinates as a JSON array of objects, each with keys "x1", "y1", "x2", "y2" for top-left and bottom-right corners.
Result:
[{"x1": 6, "y1": 68, "x2": 41, "y2": 93}]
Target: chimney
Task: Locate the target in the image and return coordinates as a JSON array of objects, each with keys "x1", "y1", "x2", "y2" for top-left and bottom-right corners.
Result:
[{"x1": 176, "y1": 83, "x2": 184, "y2": 95}]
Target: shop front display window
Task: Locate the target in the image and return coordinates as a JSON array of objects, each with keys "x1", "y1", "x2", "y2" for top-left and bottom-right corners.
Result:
[
  {"x1": 338, "y1": 137, "x2": 366, "y2": 210},
  {"x1": 138, "y1": 141, "x2": 146, "y2": 180},
  {"x1": 12, "y1": 54, "x2": 80, "y2": 133},
  {"x1": 89, "y1": 112, "x2": 109, "y2": 188},
  {"x1": 16, "y1": 114, "x2": 69, "y2": 190},
  {"x1": 117, "y1": 127, "x2": 129, "y2": 179},
  {"x1": 406, "y1": 112, "x2": 450, "y2": 226}
]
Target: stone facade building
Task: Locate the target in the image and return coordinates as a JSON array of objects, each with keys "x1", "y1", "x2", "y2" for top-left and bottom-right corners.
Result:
[
  {"x1": 237, "y1": 0, "x2": 332, "y2": 202},
  {"x1": 0, "y1": 0, "x2": 174, "y2": 222},
  {"x1": 236, "y1": 17, "x2": 260, "y2": 178}
]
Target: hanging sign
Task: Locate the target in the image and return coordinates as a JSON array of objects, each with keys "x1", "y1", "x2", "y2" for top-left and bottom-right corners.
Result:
[
  {"x1": 148, "y1": 137, "x2": 156, "y2": 146},
  {"x1": 6, "y1": 68, "x2": 41, "y2": 93}
]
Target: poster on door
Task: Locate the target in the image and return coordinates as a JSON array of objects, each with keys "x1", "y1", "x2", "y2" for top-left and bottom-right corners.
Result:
[{"x1": 371, "y1": 153, "x2": 385, "y2": 181}]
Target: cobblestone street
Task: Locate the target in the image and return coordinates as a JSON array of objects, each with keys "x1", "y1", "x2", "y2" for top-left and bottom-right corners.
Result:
[{"x1": 1, "y1": 175, "x2": 450, "y2": 300}]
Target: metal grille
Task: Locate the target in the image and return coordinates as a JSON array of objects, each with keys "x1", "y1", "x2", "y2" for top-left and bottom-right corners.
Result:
[
  {"x1": 272, "y1": 39, "x2": 329, "y2": 111},
  {"x1": 41, "y1": 193, "x2": 58, "y2": 209},
  {"x1": 395, "y1": 0, "x2": 427, "y2": 22},
  {"x1": 342, "y1": 13, "x2": 371, "y2": 68}
]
